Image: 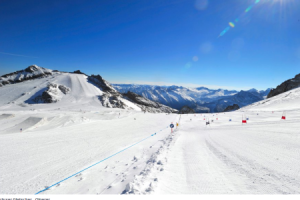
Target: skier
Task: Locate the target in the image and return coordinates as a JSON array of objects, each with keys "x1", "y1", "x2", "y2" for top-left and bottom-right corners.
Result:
[{"x1": 20, "y1": 128, "x2": 22, "y2": 132}]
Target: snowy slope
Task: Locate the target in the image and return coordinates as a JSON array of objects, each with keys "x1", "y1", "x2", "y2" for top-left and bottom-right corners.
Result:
[
  {"x1": 241, "y1": 86, "x2": 300, "y2": 111},
  {"x1": 1, "y1": 67, "x2": 299, "y2": 195},
  {"x1": 1, "y1": 86, "x2": 299, "y2": 194},
  {"x1": 0, "y1": 72, "x2": 107, "y2": 111}
]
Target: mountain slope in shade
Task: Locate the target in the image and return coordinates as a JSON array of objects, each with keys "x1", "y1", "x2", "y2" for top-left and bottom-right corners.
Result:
[
  {"x1": 122, "y1": 91, "x2": 177, "y2": 113},
  {"x1": 267, "y1": 73, "x2": 300, "y2": 99}
]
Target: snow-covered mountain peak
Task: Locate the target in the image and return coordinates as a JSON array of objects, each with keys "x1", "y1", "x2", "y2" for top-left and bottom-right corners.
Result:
[
  {"x1": 247, "y1": 88, "x2": 258, "y2": 93},
  {"x1": 0, "y1": 65, "x2": 53, "y2": 87},
  {"x1": 24, "y1": 65, "x2": 49, "y2": 73}
]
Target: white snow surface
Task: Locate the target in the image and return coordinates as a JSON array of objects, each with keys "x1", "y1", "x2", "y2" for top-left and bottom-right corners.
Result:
[{"x1": 1, "y1": 82, "x2": 300, "y2": 194}]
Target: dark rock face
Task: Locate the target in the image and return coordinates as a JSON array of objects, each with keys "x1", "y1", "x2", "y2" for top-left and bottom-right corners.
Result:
[
  {"x1": 31, "y1": 83, "x2": 71, "y2": 103},
  {"x1": 122, "y1": 91, "x2": 177, "y2": 113},
  {"x1": 88, "y1": 74, "x2": 117, "y2": 93},
  {"x1": 267, "y1": 73, "x2": 300, "y2": 98},
  {"x1": 24, "y1": 65, "x2": 40, "y2": 73},
  {"x1": 98, "y1": 94, "x2": 127, "y2": 109},
  {"x1": 73, "y1": 70, "x2": 88, "y2": 76},
  {"x1": 224, "y1": 104, "x2": 240, "y2": 112},
  {"x1": 58, "y1": 85, "x2": 70, "y2": 94},
  {"x1": 178, "y1": 106, "x2": 195, "y2": 114},
  {"x1": 40, "y1": 90, "x2": 54, "y2": 103},
  {"x1": 123, "y1": 91, "x2": 160, "y2": 108}
]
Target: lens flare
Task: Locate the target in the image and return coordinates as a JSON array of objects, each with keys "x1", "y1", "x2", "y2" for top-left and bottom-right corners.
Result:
[
  {"x1": 245, "y1": 5, "x2": 253, "y2": 12},
  {"x1": 218, "y1": 0, "x2": 262, "y2": 38},
  {"x1": 219, "y1": 27, "x2": 230, "y2": 37}
]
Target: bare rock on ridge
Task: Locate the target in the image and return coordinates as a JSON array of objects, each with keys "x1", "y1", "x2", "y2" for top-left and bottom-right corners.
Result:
[{"x1": 267, "y1": 73, "x2": 300, "y2": 98}]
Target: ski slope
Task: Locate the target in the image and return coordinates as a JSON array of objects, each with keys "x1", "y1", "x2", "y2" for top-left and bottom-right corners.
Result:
[
  {"x1": 0, "y1": 72, "x2": 142, "y2": 112},
  {"x1": 153, "y1": 111, "x2": 300, "y2": 194},
  {"x1": 1, "y1": 83, "x2": 300, "y2": 194}
]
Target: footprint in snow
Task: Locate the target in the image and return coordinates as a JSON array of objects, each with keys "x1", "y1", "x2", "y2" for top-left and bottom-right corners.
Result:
[{"x1": 157, "y1": 160, "x2": 163, "y2": 165}]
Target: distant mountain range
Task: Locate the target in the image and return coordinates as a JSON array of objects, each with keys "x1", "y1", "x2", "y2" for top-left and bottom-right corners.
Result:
[{"x1": 113, "y1": 84, "x2": 271, "y2": 113}]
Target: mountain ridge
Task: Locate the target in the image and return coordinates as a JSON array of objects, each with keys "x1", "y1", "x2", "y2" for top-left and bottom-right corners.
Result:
[
  {"x1": 0, "y1": 65, "x2": 177, "y2": 113},
  {"x1": 113, "y1": 83, "x2": 271, "y2": 113}
]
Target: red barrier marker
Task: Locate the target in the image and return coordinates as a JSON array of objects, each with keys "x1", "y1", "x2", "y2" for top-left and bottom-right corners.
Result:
[{"x1": 281, "y1": 111, "x2": 286, "y2": 120}]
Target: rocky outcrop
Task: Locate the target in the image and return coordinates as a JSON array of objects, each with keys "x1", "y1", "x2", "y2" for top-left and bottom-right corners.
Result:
[
  {"x1": 87, "y1": 75, "x2": 177, "y2": 113},
  {"x1": 98, "y1": 94, "x2": 127, "y2": 109},
  {"x1": 88, "y1": 74, "x2": 117, "y2": 94},
  {"x1": 224, "y1": 104, "x2": 240, "y2": 112},
  {"x1": 122, "y1": 91, "x2": 177, "y2": 113},
  {"x1": 72, "y1": 70, "x2": 88, "y2": 76},
  {"x1": 32, "y1": 83, "x2": 71, "y2": 103},
  {"x1": 267, "y1": 73, "x2": 300, "y2": 98},
  {"x1": 178, "y1": 106, "x2": 195, "y2": 114}
]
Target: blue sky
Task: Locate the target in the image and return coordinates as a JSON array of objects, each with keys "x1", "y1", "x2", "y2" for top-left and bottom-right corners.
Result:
[{"x1": 1, "y1": 0, "x2": 300, "y2": 90}]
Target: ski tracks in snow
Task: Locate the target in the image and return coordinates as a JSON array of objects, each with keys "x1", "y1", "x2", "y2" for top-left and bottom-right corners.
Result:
[
  {"x1": 205, "y1": 130, "x2": 300, "y2": 194},
  {"x1": 150, "y1": 114, "x2": 300, "y2": 194}
]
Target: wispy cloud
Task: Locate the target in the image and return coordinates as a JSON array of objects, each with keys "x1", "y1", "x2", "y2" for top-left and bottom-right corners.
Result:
[{"x1": 0, "y1": 51, "x2": 38, "y2": 58}]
